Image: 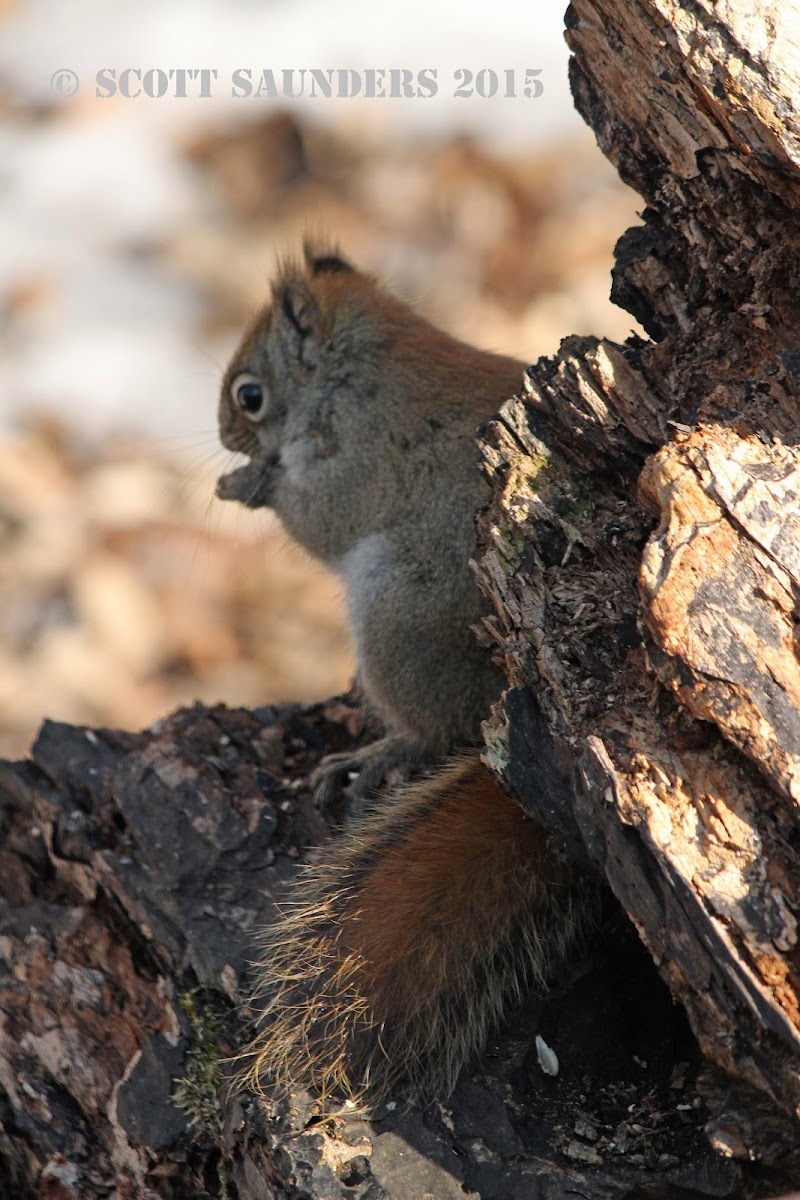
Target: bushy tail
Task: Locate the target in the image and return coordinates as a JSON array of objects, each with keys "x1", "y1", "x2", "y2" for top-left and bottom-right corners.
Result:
[{"x1": 241, "y1": 754, "x2": 594, "y2": 1107}]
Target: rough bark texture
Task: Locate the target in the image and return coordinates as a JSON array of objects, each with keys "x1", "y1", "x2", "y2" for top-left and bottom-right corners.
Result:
[
  {"x1": 2, "y1": 702, "x2": 794, "y2": 1200},
  {"x1": 475, "y1": 0, "x2": 800, "y2": 1173},
  {"x1": 2, "y1": 1, "x2": 800, "y2": 1197}
]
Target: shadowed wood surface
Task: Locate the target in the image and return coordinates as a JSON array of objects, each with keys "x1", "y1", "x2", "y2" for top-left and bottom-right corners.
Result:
[
  {"x1": 475, "y1": 0, "x2": 800, "y2": 1171},
  {"x1": 2, "y1": 702, "x2": 793, "y2": 1199}
]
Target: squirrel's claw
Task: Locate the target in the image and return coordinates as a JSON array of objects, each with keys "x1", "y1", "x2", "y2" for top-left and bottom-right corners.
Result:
[
  {"x1": 311, "y1": 750, "x2": 367, "y2": 816},
  {"x1": 312, "y1": 737, "x2": 438, "y2": 817}
]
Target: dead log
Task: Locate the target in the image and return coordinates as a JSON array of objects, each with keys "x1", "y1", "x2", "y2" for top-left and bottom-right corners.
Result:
[
  {"x1": 476, "y1": 0, "x2": 800, "y2": 1169},
  {"x1": 0, "y1": 702, "x2": 784, "y2": 1199}
]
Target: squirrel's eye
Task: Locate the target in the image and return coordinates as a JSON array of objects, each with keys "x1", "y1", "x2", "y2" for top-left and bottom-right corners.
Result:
[{"x1": 232, "y1": 373, "x2": 267, "y2": 420}]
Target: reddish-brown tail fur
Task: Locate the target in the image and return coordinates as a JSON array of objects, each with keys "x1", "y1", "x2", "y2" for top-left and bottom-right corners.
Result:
[{"x1": 241, "y1": 754, "x2": 594, "y2": 1107}]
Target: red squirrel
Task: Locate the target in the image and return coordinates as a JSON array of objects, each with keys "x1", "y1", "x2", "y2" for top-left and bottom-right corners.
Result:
[{"x1": 216, "y1": 241, "x2": 590, "y2": 1105}]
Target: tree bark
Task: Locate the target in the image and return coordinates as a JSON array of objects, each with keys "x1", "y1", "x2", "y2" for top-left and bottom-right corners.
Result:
[
  {"x1": 476, "y1": 0, "x2": 800, "y2": 1167},
  {"x1": 0, "y1": 703, "x2": 785, "y2": 1200}
]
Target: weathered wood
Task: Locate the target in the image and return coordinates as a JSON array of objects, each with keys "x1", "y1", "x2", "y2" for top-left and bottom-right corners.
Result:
[
  {"x1": 640, "y1": 427, "x2": 800, "y2": 802},
  {"x1": 3, "y1": 703, "x2": 764, "y2": 1200},
  {"x1": 476, "y1": 0, "x2": 800, "y2": 1167}
]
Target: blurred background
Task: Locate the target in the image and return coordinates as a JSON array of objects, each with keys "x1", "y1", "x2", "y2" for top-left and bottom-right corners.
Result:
[{"x1": 0, "y1": 0, "x2": 642, "y2": 757}]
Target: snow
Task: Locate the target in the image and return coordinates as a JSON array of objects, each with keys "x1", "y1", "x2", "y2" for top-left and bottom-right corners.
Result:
[{"x1": 0, "y1": 0, "x2": 591, "y2": 440}]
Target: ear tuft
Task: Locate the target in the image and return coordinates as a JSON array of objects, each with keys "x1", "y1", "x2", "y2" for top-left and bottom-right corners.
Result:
[
  {"x1": 271, "y1": 273, "x2": 320, "y2": 366},
  {"x1": 309, "y1": 254, "x2": 353, "y2": 276},
  {"x1": 280, "y1": 279, "x2": 317, "y2": 335},
  {"x1": 302, "y1": 237, "x2": 354, "y2": 277}
]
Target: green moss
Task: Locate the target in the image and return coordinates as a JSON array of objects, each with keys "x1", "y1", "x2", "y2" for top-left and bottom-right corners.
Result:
[
  {"x1": 173, "y1": 990, "x2": 225, "y2": 1135},
  {"x1": 525, "y1": 449, "x2": 550, "y2": 480}
]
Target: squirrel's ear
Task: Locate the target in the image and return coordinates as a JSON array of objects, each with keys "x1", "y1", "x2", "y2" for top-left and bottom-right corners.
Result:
[{"x1": 273, "y1": 278, "x2": 320, "y2": 366}]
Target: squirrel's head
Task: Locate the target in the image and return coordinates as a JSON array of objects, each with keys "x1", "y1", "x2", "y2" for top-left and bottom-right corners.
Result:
[{"x1": 218, "y1": 239, "x2": 365, "y2": 463}]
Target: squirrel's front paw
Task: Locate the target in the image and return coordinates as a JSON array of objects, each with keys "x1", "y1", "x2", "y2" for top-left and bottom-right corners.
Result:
[
  {"x1": 216, "y1": 460, "x2": 275, "y2": 508},
  {"x1": 312, "y1": 737, "x2": 436, "y2": 818},
  {"x1": 311, "y1": 751, "x2": 367, "y2": 817}
]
